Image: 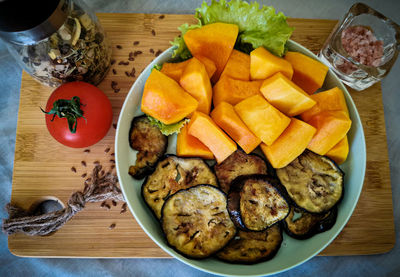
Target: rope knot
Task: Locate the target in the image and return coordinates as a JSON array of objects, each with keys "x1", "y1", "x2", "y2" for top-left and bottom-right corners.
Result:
[{"x1": 68, "y1": 191, "x2": 86, "y2": 214}]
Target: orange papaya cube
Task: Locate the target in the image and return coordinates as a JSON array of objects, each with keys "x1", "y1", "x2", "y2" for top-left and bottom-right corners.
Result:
[
  {"x1": 284, "y1": 51, "x2": 329, "y2": 94},
  {"x1": 307, "y1": 111, "x2": 352, "y2": 155},
  {"x1": 260, "y1": 118, "x2": 316, "y2": 168},
  {"x1": 188, "y1": 112, "x2": 237, "y2": 163},
  {"x1": 196, "y1": 55, "x2": 217, "y2": 79},
  {"x1": 160, "y1": 60, "x2": 190, "y2": 82},
  {"x1": 220, "y1": 50, "x2": 250, "y2": 81},
  {"x1": 184, "y1": 23, "x2": 239, "y2": 83},
  {"x1": 260, "y1": 72, "x2": 316, "y2": 116},
  {"x1": 160, "y1": 56, "x2": 216, "y2": 82},
  {"x1": 180, "y1": 57, "x2": 213, "y2": 114},
  {"x1": 250, "y1": 47, "x2": 293, "y2": 80},
  {"x1": 211, "y1": 102, "x2": 261, "y2": 154},
  {"x1": 176, "y1": 125, "x2": 214, "y2": 160},
  {"x1": 299, "y1": 87, "x2": 349, "y2": 122},
  {"x1": 234, "y1": 95, "x2": 291, "y2": 146},
  {"x1": 141, "y1": 70, "x2": 198, "y2": 124},
  {"x1": 326, "y1": 136, "x2": 349, "y2": 164},
  {"x1": 213, "y1": 77, "x2": 263, "y2": 107}
]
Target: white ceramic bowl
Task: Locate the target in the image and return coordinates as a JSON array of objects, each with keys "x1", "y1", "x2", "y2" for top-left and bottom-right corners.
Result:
[{"x1": 115, "y1": 40, "x2": 366, "y2": 276}]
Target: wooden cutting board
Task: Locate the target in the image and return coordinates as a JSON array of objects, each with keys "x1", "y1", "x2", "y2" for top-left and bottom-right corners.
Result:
[{"x1": 8, "y1": 14, "x2": 395, "y2": 257}]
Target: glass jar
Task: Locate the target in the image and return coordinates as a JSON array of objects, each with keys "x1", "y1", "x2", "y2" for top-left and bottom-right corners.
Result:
[
  {"x1": 318, "y1": 3, "x2": 400, "y2": 91},
  {"x1": 0, "y1": 0, "x2": 111, "y2": 87}
]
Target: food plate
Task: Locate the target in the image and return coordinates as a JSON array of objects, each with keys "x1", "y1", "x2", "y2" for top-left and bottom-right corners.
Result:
[{"x1": 115, "y1": 40, "x2": 366, "y2": 276}]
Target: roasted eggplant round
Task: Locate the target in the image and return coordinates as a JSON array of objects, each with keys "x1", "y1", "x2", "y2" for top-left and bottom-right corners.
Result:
[
  {"x1": 214, "y1": 150, "x2": 268, "y2": 194},
  {"x1": 142, "y1": 155, "x2": 218, "y2": 219},
  {"x1": 128, "y1": 115, "x2": 168, "y2": 179},
  {"x1": 276, "y1": 150, "x2": 344, "y2": 214},
  {"x1": 228, "y1": 174, "x2": 289, "y2": 231},
  {"x1": 216, "y1": 224, "x2": 282, "y2": 264},
  {"x1": 161, "y1": 185, "x2": 236, "y2": 259},
  {"x1": 282, "y1": 205, "x2": 338, "y2": 240}
]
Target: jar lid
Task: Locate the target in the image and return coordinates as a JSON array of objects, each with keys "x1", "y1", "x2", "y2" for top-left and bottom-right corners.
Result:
[{"x1": 0, "y1": 0, "x2": 68, "y2": 44}]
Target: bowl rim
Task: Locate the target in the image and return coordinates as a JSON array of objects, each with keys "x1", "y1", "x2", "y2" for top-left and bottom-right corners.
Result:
[{"x1": 115, "y1": 40, "x2": 366, "y2": 276}]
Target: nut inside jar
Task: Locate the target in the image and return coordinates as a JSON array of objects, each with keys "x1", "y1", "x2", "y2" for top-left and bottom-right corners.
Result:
[{"x1": 19, "y1": 1, "x2": 111, "y2": 87}]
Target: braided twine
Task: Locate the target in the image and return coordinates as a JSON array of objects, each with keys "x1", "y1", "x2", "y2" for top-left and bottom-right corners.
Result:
[{"x1": 2, "y1": 165, "x2": 124, "y2": 236}]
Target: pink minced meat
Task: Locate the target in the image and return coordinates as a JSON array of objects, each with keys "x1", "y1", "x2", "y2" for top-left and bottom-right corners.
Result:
[{"x1": 341, "y1": 26, "x2": 384, "y2": 67}]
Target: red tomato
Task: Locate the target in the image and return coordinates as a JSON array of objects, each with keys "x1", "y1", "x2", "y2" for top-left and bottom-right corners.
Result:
[{"x1": 44, "y1": 82, "x2": 113, "y2": 148}]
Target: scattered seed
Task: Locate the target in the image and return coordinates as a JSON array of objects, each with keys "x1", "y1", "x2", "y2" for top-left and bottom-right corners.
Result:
[
  {"x1": 151, "y1": 29, "x2": 156, "y2": 36},
  {"x1": 159, "y1": 15, "x2": 165, "y2": 19},
  {"x1": 111, "y1": 165, "x2": 116, "y2": 170},
  {"x1": 84, "y1": 149, "x2": 90, "y2": 153},
  {"x1": 110, "y1": 152, "x2": 115, "y2": 156},
  {"x1": 104, "y1": 147, "x2": 111, "y2": 153},
  {"x1": 110, "y1": 59, "x2": 116, "y2": 65},
  {"x1": 101, "y1": 201, "x2": 107, "y2": 207},
  {"x1": 104, "y1": 203, "x2": 111, "y2": 210},
  {"x1": 128, "y1": 57, "x2": 134, "y2": 61},
  {"x1": 112, "y1": 69, "x2": 117, "y2": 75},
  {"x1": 118, "y1": 61, "x2": 129, "y2": 66},
  {"x1": 94, "y1": 160, "x2": 100, "y2": 165},
  {"x1": 81, "y1": 161, "x2": 86, "y2": 167},
  {"x1": 110, "y1": 159, "x2": 115, "y2": 164},
  {"x1": 120, "y1": 202, "x2": 127, "y2": 213},
  {"x1": 116, "y1": 45, "x2": 123, "y2": 49},
  {"x1": 125, "y1": 71, "x2": 130, "y2": 77},
  {"x1": 130, "y1": 67, "x2": 136, "y2": 77},
  {"x1": 133, "y1": 41, "x2": 139, "y2": 46},
  {"x1": 133, "y1": 50, "x2": 142, "y2": 56},
  {"x1": 113, "y1": 123, "x2": 117, "y2": 129},
  {"x1": 155, "y1": 49, "x2": 162, "y2": 57},
  {"x1": 112, "y1": 200, "x2": 117, "y2": 206},
  {"x1": 109, "y1": 223, "x2": 116, "y2": 230},
  {"x1": 81, "y1": 173, "x2": 87, "y2": 178},
  {"x1": 111, "y1": 81, "x2": 120, "y2": 93},
  {"x1": 71, "y1": 166, "x2": 77, "y2": 173},
  {"x1": 149, "y1": 48, "x2": 154, "y2": 54}
]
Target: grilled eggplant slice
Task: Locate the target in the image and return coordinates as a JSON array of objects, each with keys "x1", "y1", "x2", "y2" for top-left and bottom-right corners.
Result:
[
  {"x1": 128, "y1": 115, "x2": 168, "y2": 179},
  {"x1": 161, "y1": 185, "x2": 236, "y2": 259},
  {"x1": 217, "y1": 225, "x2": 282, "y2": 264},
  {"x1": 276, "y1": 150, "x2": 344, "y2": 214},
  {"x1": 214, "y1": 150, "x2": 268, "y2": 193},
  {"x1": 282, "y1": 205, "x2": 338, "y2": 240},
  {"x1": 142, "y1": 155, "x2": 218, "y2": 219},
  {"x1": 228, "y1": 174, "x2": 289, "y2": 231}
]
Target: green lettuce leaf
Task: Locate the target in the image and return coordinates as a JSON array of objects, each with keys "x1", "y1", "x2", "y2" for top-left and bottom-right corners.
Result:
[
  {"x1": 147, "y1": 116, "x2": 189, "y2": 136},
  {"x1": 170, "y1": 0, "x2": 293, "y2": 59},
  {"x1": 170, "y1": 21, "x2": 202, "y2": 60},
  {"x1": 152, "y1": 64, "x2": 163, "y2": 71},
  {"x1": 196, "y1": 0, "x2": 293, "y2": 57}
]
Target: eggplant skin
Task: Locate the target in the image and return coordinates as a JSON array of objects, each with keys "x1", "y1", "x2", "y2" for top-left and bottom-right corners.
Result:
[
  {"x1": 142, "y1": 155, "x2": 218, "y2": 219},
  {"x1": 282, "y1": 205, "x2": 338, "y2": 240},
  {"x1": 160, "y1": 185, "x2": 236, "y2": 259},
  {"x1": 276, "y1": 150, "x2": 344, "y2": 214},
  {"x1": 216, "y1": 224, "x2": 283, "y2": 264},
  {"x1": 128, "y1": 115, "x2": 168, "y2": 180},
  {"x1": 228, "y1": 174, "x2": 290, "y2": 231},
  {"x1": 214, "y1": 150, "x2": 268, "y2": 194}
]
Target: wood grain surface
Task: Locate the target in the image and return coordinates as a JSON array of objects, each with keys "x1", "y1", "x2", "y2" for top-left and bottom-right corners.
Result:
[{"x1": 8, "y1": 14, "x2": 395, "y2": 257}]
